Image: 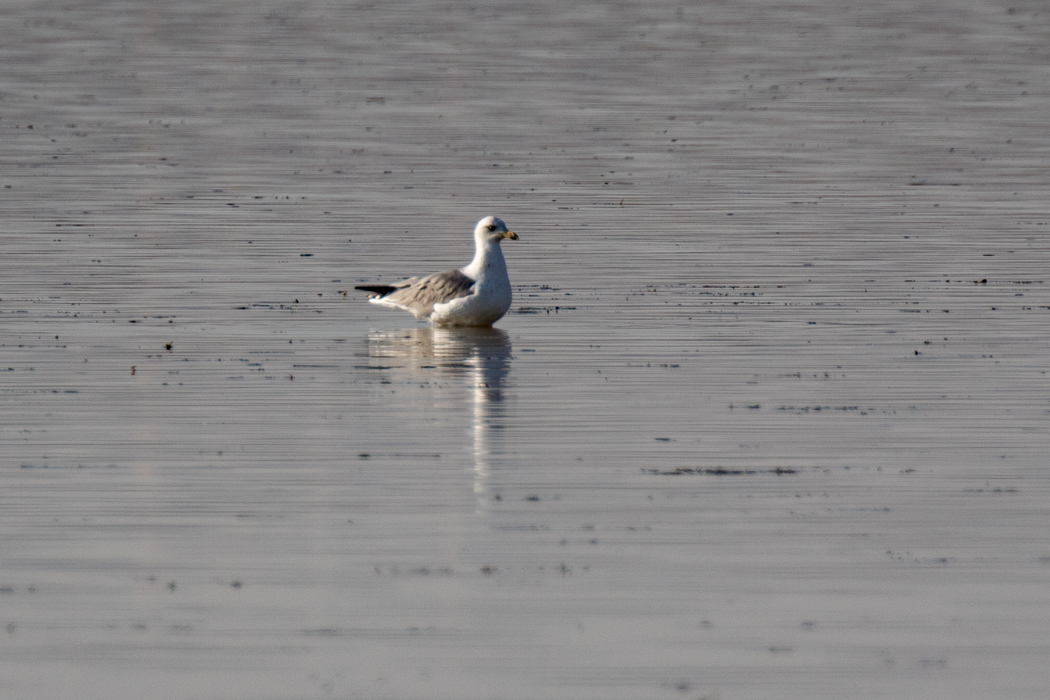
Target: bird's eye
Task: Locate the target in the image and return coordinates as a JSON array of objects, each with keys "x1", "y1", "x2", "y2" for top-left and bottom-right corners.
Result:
[{"x1": 486, "y1": 224, "x2": 496, "y2": 231}]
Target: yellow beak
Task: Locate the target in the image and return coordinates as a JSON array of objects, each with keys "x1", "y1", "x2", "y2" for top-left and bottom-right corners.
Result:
[{"x1": 503, "y1": 230, "x2": 519, "y2": 240}]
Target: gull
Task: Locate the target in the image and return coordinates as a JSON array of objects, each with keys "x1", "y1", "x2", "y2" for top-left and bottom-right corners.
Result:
[{"x1": 355, "y1": 215, "x2": 519, "y2": 327}]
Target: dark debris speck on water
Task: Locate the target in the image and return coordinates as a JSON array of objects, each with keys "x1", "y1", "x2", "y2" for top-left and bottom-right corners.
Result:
[{"x1": 644, "y1": 467, "x2": 798, "y2": 476}]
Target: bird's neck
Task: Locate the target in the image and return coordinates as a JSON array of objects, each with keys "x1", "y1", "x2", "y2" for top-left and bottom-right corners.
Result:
[{"x1": 463, "y1": 239, "x2": 506, "y2": 280}]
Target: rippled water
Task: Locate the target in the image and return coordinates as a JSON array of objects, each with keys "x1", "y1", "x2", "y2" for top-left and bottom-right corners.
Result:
[{"x1": 3, "y1": 1, "x2": 1050, "y2": 698}]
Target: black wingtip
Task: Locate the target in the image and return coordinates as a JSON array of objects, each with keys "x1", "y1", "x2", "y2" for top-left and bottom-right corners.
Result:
[{"x1": 354, "y1": 284, "x2": 397, "y2": 296}]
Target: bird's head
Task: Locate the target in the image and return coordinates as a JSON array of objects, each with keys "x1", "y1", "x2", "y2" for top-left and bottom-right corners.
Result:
[{"x1": 475, "y1": 216, "x2": 518, "y2": 243}]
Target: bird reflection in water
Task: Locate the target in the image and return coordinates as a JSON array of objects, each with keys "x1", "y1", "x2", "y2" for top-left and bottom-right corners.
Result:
[{"x1": 364, "y1": 327, "x2": 511, "y2": 511}]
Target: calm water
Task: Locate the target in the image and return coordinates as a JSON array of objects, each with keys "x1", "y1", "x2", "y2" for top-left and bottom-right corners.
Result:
[{"x1": 3, "y1": 1, "x2": 1050, "y2": 698}]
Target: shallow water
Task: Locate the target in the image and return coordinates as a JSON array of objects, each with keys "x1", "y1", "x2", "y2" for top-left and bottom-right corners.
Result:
[{"x1": 3, "y1": 1, "x2": 1050, "y2": 698}]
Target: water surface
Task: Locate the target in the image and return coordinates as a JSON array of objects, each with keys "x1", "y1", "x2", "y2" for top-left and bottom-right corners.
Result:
[{"x1": 3, "y1": 1, "x2": 1050, "y2": 698}]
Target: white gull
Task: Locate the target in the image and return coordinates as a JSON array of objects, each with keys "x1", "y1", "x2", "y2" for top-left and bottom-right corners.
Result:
[{"x1": 355, "y1": 215, "x2": 519, "y2": 327}]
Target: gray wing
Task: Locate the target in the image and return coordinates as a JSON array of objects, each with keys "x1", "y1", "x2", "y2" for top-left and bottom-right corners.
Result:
[{"x1": 364, "y1": 269, "x2": 475, "y2": 317}]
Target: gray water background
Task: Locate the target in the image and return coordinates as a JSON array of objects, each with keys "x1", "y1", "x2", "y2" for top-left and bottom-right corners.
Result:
[{"x1": 2, "y1": 1, "x2": 1050, "y2": 698}]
